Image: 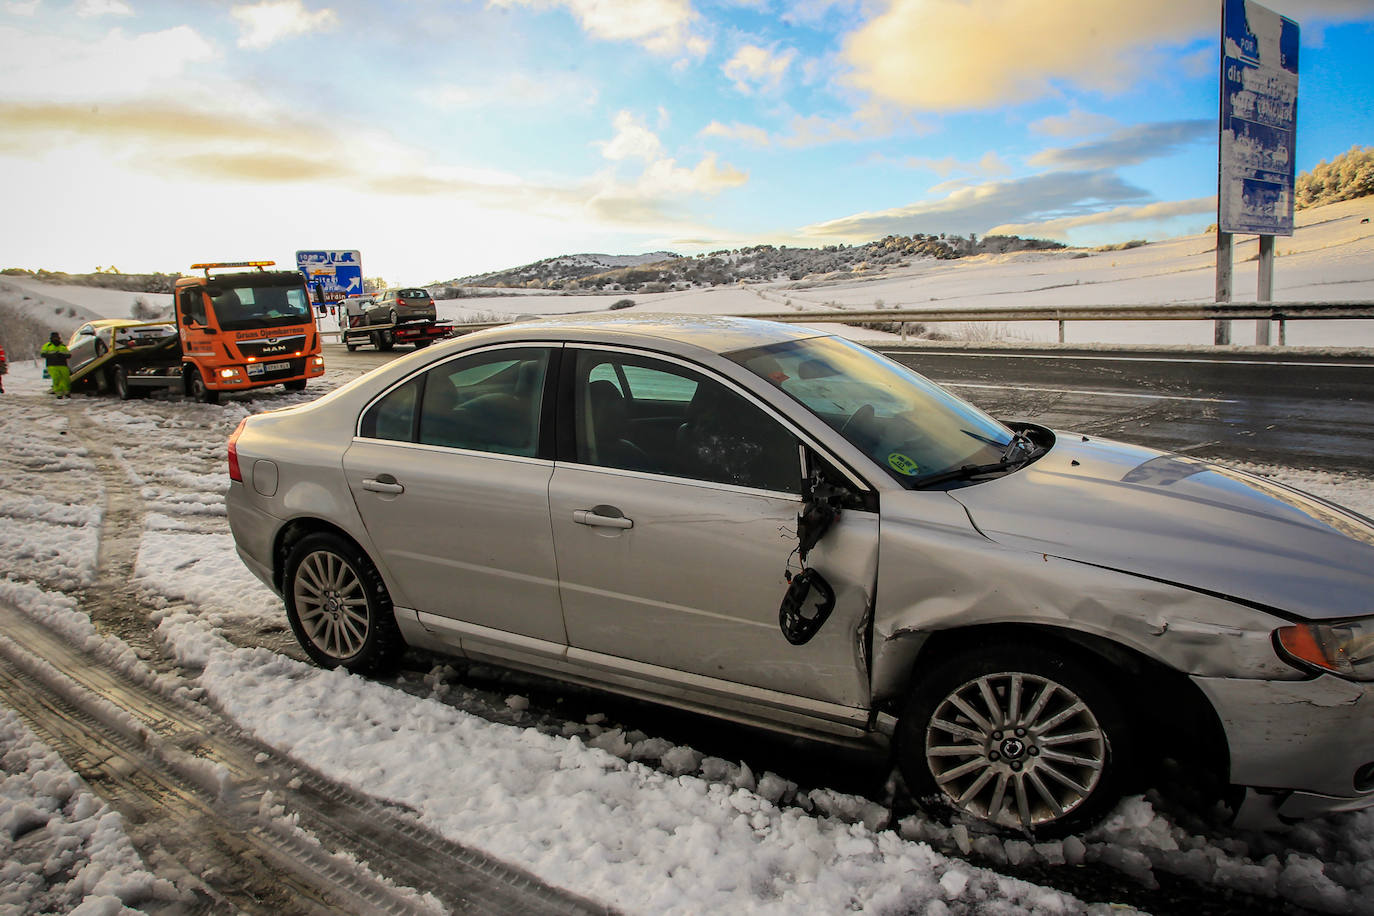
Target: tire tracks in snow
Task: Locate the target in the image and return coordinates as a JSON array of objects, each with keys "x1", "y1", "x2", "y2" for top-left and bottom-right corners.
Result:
[{"x1": 0, "y1": 407, "x2": 610, "y2": 916}]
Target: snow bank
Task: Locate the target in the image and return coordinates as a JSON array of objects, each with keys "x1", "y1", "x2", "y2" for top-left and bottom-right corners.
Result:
[{"x1": 0, "y1": 706, "x2": 180, "y2": 914}]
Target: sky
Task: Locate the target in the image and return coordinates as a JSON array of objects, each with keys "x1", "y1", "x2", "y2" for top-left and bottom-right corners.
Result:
[{"x1": 0, "y1": 0, "x2": 1371, "y2": 284}]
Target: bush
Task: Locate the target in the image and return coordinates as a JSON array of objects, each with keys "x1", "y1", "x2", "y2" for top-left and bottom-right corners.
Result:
[
  {"x1": 1296, "y1": 145, "x2": 1374, "y2": 209},
  {"x1": 608, "y1": 299, "x2": 635, "y2": 310}
]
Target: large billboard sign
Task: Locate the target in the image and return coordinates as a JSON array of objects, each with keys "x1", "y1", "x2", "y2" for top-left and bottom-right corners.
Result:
[
  {"x1": 295, "y1": 250, "x2": 363, "y2": 305},
  {"x1": 1219, "y1": 0, "x2": 1299, "y2": 236}
]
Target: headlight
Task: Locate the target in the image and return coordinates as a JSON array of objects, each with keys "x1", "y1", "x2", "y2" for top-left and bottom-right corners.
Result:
[{"x1": 1275, "y1": 617, "x2": 1374, "y2": 681}]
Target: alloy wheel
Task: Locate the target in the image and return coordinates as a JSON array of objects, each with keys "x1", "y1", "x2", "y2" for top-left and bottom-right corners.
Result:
[
  {"x1": 925, "y1": 671, "x2": 1107, "y2": 830},
  {"x1": 291, "y1": 549, "x2": 372, "y2": 660}
]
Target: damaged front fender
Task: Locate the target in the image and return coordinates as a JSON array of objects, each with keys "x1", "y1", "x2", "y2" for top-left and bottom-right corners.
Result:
[{"x1": 869, "y1": 494, "x2": 1300, "y2": 708}]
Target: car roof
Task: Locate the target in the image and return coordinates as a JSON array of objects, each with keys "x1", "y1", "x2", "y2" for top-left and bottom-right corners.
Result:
[
  {"x1": 461, "y1": 312, "x2": 827, "y2": 356},
  {"x1": 87, "y1": 318, "x2": 172, "y2": 329}
]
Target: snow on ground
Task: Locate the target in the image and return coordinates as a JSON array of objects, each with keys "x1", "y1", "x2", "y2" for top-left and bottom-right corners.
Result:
[
  {"x1": 0, "y1": 208, "x2": 1371, "y2": 912},
  {"x1": 0, "y1": 700, "x2": 180, "y2": 915},
  {"x1": 0, "y1": 401, "x2": 101, "y2": 589},
  {"x1": 3, "y1": 362, "x2": 1374, "y2": 912},
  {"x1": 0, "y1": 275, "x2": 172, "y2": 331}
]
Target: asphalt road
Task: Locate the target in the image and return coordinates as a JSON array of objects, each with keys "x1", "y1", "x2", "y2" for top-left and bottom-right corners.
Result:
[
  {"x1": 325, "y1": 341, "x2": 1374, "y2": 476},
  {"x1": 885, "y1": 347, "x2": 1374, "y2": 475}
]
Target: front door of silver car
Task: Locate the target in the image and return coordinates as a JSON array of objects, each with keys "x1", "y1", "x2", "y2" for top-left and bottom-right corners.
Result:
[
  {"x1": 547, "y1": 347, "x2": 879, "y2": 712},
  {"x1": 343, "y1": 345, "x2": 565, "y2": 644}
]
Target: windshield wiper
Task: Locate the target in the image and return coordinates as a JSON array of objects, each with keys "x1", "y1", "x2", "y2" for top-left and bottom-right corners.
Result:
[
  {"x1": 907, "y1": 457, "x2": 1020, "y2": 489},
  {"x1": 1001, "y1": 429, "x2": 1036, "y2": 462}
]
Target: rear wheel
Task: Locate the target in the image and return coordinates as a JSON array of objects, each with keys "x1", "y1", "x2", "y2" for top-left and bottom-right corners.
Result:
[
  {"x1": 112, "y1": 364, "x2": 145, "y2": 400},
  {"x1": 377, "y1": 329, "x2": 395, "y2": 352},
  {"x1": 413, "y1": 340, "x2": 431, "y2": 349},
  {"x1": 188, "y1": 367, "x2": 219, "y2": 404},
  {"x1": 389, "y1": 308, "x2": 399, "y2": 326},
  {"x1": 897, "y1": 645, "x2": 1131, "y2": 838},
  {"x1": 284, "y1": 533, "x2": 405, "y2": 674}
]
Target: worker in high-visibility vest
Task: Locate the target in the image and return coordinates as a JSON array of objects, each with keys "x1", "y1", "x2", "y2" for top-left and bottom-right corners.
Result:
[
  {"x1": 41, "y1": 332, "x2": 71, "y2": 398},
  {"x1": 0, "y1": 343, "x2": 7, "y2": 393}
]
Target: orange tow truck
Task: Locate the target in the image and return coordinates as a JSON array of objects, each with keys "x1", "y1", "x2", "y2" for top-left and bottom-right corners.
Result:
[{"x1": 72, "y1": 261, "x2": 326, "y2": 404}]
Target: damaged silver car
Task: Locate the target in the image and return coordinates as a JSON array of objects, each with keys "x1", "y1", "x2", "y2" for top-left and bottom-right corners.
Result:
[{"x1": 225, "y1": 314, "x2": 1374, "y2": 836}]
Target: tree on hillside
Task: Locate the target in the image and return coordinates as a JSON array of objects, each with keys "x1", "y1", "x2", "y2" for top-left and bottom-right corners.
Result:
[{"x1": 1296, "y1": 145, "x2": 1374, "y2": 209}]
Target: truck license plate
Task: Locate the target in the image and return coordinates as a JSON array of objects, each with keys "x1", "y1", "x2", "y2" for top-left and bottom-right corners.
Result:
[{"x1": 265, "y1": 361, "x2": 291, "y2": 372}]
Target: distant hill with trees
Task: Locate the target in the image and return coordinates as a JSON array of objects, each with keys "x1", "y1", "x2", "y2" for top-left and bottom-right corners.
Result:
[
  {"x1": 444, "y1": 233, "x2": 1065, "y2": 294},
  {"x1": 1296, "y1": 145, "x2": 1374, "y2": 209}
]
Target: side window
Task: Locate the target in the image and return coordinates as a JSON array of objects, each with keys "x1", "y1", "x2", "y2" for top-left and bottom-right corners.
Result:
[
  {"x1": 573, "y1": 350, "x2": 800, "y2": 493},
  {"x1": 417, "y1": 347, "x2": 548, "y2": 457},
  {"x1": 180, "y1": 289, "x2": 207, "y2": 326},
  {"x1": 359, "y1": 377, "x2": 420, "y2": 441}
]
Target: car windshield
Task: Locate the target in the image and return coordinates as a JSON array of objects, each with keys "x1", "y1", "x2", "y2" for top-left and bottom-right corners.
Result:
[
  {"x1": 727, "y1": 335, "x2": 1017, "y2": 487},
  {"x1": 208, "y1": 282, "x2": 312, "y2": 331}
]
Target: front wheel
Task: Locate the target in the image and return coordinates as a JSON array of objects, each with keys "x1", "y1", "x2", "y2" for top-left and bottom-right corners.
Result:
[
  {"x1": 284, "y1": 533, "x2": 405, "y2": 674},
  {"x1": 188, "y1": 367, "x2": 219, "y2": 404},
  {"x1": 896, "y1": 645, "x2": 1132, "y2": 838},
  {"x1": 284, "y1": 379, "x2": 307, "y2": 391}
]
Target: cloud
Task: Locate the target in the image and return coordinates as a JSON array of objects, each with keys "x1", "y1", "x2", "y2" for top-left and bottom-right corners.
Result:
[
  {"x1": 1029, "y1": 110, "x2": 1120, "y2": 139},
  {"x1": 799, "y1": 170, "x2": 1150, "y2": 241},
  {"x1": 599, "y1": 110, "x2": 664, "y2": 161},
  {"x1": 840, "y1": 0, "x2": 1372, "y2": 111},
  {"x1": 902, "y1": 151, "x2": 1011, "y2": 178},
  {"x1": 700, "y1": 104, "x2": 919, "y2": 150},
  {"x1": 0, "y1": 25, "x2": 216, "y2": 103},
  {"x1": 76, "y1": 0, "x2": 131, "y2": 16},
  {"x1": 722, "y1": 44, "x2": 795, "y2": 94},
  {"x1": 231, "y1": 0, "x2": 338, "y2": 49},
  {"x1": 487, "y1": 0, "x2": 707, "y2": 56},
  {"x1": 420, "y1": 72, "x2": 598, "y2": 111},
  {"x1": 1030, "y1": 119, "x2": 1213, "y2": 170},
  {"x1": 589, "y1": 110, "x2": 746, "y2": 223},
  {"x1": 987, "y1": 196, "x2": 1216, "y2": 239},
  {"x1": 168, "y1": 150, "x2": 351, "y2": 183},
  {"x1": 3, "y1": 1, "x2": 39, "y2": 15},
  {"x1": 700, "y1": 120, "x2": 771, "y2": 147}
]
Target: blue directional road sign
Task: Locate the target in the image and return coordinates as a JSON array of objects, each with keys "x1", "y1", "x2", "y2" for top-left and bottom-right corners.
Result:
[
  {"x1": 296, "y1": 250, "x2": 363, "y2": 306},
  {"x1": 1219, "y1": 0, "x2": 1299, "y2": 236}
]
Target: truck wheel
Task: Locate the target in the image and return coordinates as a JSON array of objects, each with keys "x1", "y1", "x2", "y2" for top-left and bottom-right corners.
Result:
[
  {"x1": 896, "y1": 645, "x2": 1132, "y2": 839},
  {"x1": 188, "y1": 368, "x2": 220, "y2": 405},
  {"x1": 112, "y1": 365, "x2": 142, "y2": 400},
  {"x1": 413, "y1": 340, "x2": 431, "y2": 349},
  {"x1": 345, "y1": 340, "x2": 359, "y2": 352},
  {"x1": 284, "y1": 533, "x2": 405, "y2": 675},
  {"x1": 284, "y1": 379, "x2": 307, "y2": 391}
]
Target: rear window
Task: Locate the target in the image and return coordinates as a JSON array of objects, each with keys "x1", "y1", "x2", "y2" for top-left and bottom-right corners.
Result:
[{"x1": 396, "y1": 289, "x2": 429, "y2": 299}]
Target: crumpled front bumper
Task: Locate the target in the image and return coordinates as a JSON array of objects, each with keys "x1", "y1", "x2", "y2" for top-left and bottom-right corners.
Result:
[{"x1": 1192, "y1": 672, "x2": 1374, "y2": 825}]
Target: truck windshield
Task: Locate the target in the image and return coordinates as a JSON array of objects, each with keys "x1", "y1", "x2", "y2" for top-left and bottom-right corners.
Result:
[
  {"x1": 208, "y1": 283, "x2": 311, "y2": 331},
  {"x1": 726, "y1": 335, "x2": 1017, "y2": 487}
]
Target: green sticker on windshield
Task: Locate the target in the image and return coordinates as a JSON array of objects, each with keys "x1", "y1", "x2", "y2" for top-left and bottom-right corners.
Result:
[{"x1": 887, "y1": 453, "x2": 920, "y2": 476}]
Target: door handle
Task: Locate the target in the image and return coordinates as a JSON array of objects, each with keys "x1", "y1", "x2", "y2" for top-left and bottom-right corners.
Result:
[
  {"x1": 573, "y1": 506, "x2": 633, "y2": 529},
  {"x1": 362, "y1": 474, "x2": 404, "y2": 494}
]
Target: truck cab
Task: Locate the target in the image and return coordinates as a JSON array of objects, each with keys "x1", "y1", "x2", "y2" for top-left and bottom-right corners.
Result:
[{"x1": 175, "y1": 261, "x2": 326, "y2": 403}]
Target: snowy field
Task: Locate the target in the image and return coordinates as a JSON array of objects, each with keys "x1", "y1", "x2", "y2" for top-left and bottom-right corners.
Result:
[{"x1": 1, "y1": 206, "x2": 1373, "y2": 913}]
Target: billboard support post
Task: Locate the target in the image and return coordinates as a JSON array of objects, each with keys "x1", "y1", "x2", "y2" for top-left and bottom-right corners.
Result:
[
  {"x1": 1256, "y1": 234, "x2": 1275, "y2": 344},
  {"x1": 1215, "y1": 231, "x2": 1233, "y2": 345},
  {"x1": 1217, "y1": 0, "x2": 1298, "y2": 347}
]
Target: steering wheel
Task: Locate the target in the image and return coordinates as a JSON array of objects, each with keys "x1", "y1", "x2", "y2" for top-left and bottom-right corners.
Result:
[{"x1": 839, "y1": 403, "x2": 876, "y2": 440}]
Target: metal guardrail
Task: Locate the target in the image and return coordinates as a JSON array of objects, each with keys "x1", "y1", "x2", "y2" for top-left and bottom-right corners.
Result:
[
  {"x1": 321, "y1": 300, "x2": 1374, "y2": 347},
  {"x1": 738, "y1": 301, "x2": 1374, "y2": 345}
]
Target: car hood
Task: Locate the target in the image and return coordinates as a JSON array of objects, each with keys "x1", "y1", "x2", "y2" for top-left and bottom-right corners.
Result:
[{"x1": 943, "y1": 435, "x2": 1374, "y2": 620}]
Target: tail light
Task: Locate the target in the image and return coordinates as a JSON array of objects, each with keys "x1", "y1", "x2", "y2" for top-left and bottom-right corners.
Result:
[{"x1": 228, "y1": 417, "x2": 247, "y2": 482}]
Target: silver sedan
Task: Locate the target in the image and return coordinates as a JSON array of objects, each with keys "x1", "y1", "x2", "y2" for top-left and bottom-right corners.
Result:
[{"x1": 225, "y1": 314, "x2": 1374, "y2": 837}]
